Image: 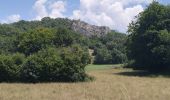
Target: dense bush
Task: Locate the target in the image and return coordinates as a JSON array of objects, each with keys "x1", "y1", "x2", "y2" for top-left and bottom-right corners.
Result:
[
  {"x1": 17, "y1": 28, "x2": 54, "y2": 56},
  {"x1": 0, "y1": 25, "x2": 92, "y2": 82},
  {"x1": 20, "y1": 48, "x2": 63, "y2": 82},
  {"x1": 94, "y1": 48, "x2": 127, "y2": 64},
  {"x1": 0, "y1": 53, "x2": 25, "y2": 82},
  {"x1": 93, "y1": 32, "x2": 127, "y2": 64},
  {"x1": 126, "y1": 2, "x2": 170, "y2": 71},
  {"x1": 53, "y1": 28, "x2": 74, "y2": 47},
  {"x1": 60, "y1": 45, "x2": 91, "y2": 81},
  {"x1": 20, "y1": 46, "x2": 90, "y2": 82},
  {"x1": 0, "y1": 35, "x2": 17, "y2": 54},
  {"x1": 111, "y1": 49, "x2": 127, "y2": 64},
  {"x1": 94, "y1": 48, "x2": 112, "y2": 64}
]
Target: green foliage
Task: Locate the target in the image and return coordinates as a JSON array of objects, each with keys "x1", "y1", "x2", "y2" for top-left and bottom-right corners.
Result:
[
  {"x1": 20, "y1": 48, "x2": 64, "y2": 82},
  {"x1": 0, "y1": 53, "x2": 25, "y2": 82},
  {"x1": 94, "y1": 48, "x2": 112, "y2": 64},
  {"x1": 53, "y1": 28, "x2": 74, "y2": 47},
  {"x1": 17, "y1": 28, "x2": 54, "y2": 55},
  {"x1": 21, "y1": 46, "x2": 90, "y2": 82},
  {"x1": 0, "y1": 24, "x2": 19, "y2": 36},
  {"x1": 0, "y1": 17, "x2": 127, "y2": 82},
  {"x1": 41, "y1": 17, "x2": 72, "y2": 29},
  {"x1": 127, "y1": 2, "x2": 170, "y2": 71},
  {"x1": 0, "y1": 35, "x2": 17, "y2": 54},
  {"x1": 59, "y1": 45, "x2": 90, "y2": 81},
  {"x1": 94, "y1": 31, "x2": 127, "y2": 64},
  {"x1": 111, "y1": 49, "x2": 127, "y2": 64},
  {"x1": 94, "y1": 48, "x2": 127, "y2": 64}
]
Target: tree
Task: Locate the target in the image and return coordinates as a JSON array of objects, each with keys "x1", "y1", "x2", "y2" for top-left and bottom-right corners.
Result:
[
  {"x1": 53, "y1": 28, "x2": 74, "y2": 47},
  {"x1": 0, "y1": 53, "x2": 25, "y2": 82},
  {"x1": 126, "y1": 2, "x2": 170, "y2": 71},
  {"x1": 94, "y1": 48, "x2": 112, "y2": 64},
  {"x1": 93, "y1": 31, "x2": 127, "y2": 64},
  {"x1": 111, "y1": 49, "x2": 127, "y2": 64},
  {"x1": 17, "y1": 28, "x2": 54, "y2": 55}
]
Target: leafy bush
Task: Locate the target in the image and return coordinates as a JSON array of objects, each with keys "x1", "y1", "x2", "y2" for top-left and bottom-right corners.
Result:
[
  {"x1": 0, "y1": 53, "x2": 25, "y2": 82},
  {"x1": 91, "y1": 31, "x2": 127, "y2": 64},
  {"x1": 53, "y1": 28, "x2": 74, "y2": 47},
  {"x1": 17, "y1": 28, "x2": 54, "y2": 56},
  {"x1": 20, "y1": 48, "x2": 63, "y2": 82},
  {"x1": 0, "y1": 35, "x2": 17, "y2": 54},
  {"x1": 60, "y1": 45, "x2": 90, "y2": 81},
  {"x1": 111, "y1": 49, "x2": 127, "y2": 64},
  {"x1": 94, "y1": 48, "x2": 127, "y2": 64},
  {"x1": 20, "y1": 46, "x2": 90, "y2": 82},
  {"x1": 94, "y1": 48, "x2": 112, "y2": 64}
]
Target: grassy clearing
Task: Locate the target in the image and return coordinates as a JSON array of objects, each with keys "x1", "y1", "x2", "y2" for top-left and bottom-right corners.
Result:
[
  {"x1": 85, "y1": 64, "x2": 122, "y2": 71},
  {"x1": 1, "y1": 66, "x2": 170, "y2": 100}
]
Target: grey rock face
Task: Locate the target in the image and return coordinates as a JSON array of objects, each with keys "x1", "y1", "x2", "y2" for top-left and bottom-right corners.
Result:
[{"x1": 71, "y1": 20, "x2": 111, "y2": 37}]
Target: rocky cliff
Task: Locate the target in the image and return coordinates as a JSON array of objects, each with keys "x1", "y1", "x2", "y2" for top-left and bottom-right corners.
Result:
[{"x1": 71, "y1": 19, "x2": 111, "y2": 37}]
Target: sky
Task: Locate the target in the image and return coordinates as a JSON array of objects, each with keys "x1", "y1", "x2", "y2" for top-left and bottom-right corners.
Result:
[{"x1": 0, "y1": 0, "x2": 169, "y2": 33}]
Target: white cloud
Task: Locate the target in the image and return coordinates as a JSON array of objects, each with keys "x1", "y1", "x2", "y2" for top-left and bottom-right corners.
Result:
[
  {"x1": 31, "y1": 0, "x2": 151, "y2": 33},
  {"x1": 7, "y1": 14, "x2": 21, "y2": 22},
  {"x1": 33, "y1": 0, "x2": 66, "y2": 20},
  {"x1": 1, "y1": 14, "x2": 21, "y2": 23},
  {"x1": 71, "y1": 0, "x2": 149, "y2": 33},
  {"x1": 33, "y1": 0, "x2": 48, "y2": 20},
  {"x1": 49, "y1": 1, "x2": 66, "y2": 18},
  {"x1": 0, "y1": 0, "x2": 151, "y2": 33}
]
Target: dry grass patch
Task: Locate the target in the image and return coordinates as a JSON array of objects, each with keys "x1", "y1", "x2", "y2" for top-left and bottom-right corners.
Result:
[{"x1": 0, "y1": 68, "x2": 170, "y2": 100}]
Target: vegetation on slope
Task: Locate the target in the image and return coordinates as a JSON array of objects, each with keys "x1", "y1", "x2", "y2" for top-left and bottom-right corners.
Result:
[
  {"x1": 0, "y1": 17, "x2": 126, "y2": 82},
  {"x1": 0, "y1": 27, "x2": 92, "y2": 82}
]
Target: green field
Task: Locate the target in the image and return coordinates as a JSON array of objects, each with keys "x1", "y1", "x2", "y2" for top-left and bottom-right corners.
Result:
[
  {"x1": 1, "y1": 66, "x2": 170, "y2": 100},
  {"x1": 85, "y1": 64, "x2": 122, "y2": 71}
]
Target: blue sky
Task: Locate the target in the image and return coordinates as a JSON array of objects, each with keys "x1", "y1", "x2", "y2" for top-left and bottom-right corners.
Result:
[
  {"x1": 0, "y1": 0, "x2": 169, "y2": 32},
  {"x1": 0, "y1": 0, "x2": 35, "y2": 20},
  {"x1": 0, "y1": 0, "x2": 80, "y2": 20}
]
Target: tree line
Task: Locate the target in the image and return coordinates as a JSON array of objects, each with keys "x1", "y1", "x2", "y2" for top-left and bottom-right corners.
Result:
[
  {"x1": 0, "y1": 1, "x2": 168, "y2": 82},
  {"x1": 126, "y1": 1, "x2": 170, "y2": 72},
  {"x1": 0, "y1": 17, "x2": 127, "y2": 82}
]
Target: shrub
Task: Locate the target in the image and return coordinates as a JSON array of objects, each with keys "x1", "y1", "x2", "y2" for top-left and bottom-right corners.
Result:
[
  {"x1": 60, "y1": 45, "x2": 90, "y2": 81},
  {"x1": 94, "y1": 48, "x2": 112, "y2": 64},
  {"x1": 20, "y1": 46, "x2": 91, "y2": 82},
  {"x1": 111, "y1": 49, "x2": 127, "y2": 64},
  {"x1": 53, "y1": 28, "x2": 74, "y2": 47},
  {"x1": 17, "y1": 28, "x2": 54, "y2": 56},
  {"x1": 0, "y1": 53, "x2": 25, "y2": 82},
  {"x1": 20, "y1": 48, "x2": 63, "y2": 82},
  {"x1": 94, "y1": 48, "x2": 127, "y2": 64}
]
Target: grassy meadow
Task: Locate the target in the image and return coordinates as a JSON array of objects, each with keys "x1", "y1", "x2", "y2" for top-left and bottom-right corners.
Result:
[{"x1": 0, "y1": 64, "x2": 170, "y2": 100}]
